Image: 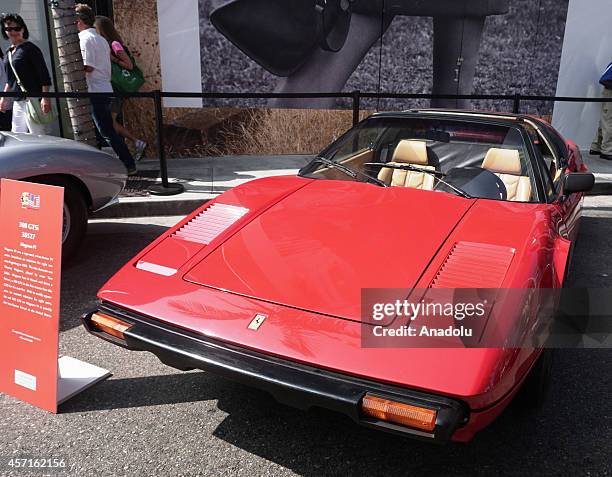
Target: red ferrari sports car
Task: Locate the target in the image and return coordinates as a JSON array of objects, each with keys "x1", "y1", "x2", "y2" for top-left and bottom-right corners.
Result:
[{"x1": 83, "y1": 111, "x2": 594, "y2": 443}]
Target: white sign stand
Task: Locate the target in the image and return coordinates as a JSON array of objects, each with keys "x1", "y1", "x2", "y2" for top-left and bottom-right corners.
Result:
[{"x1": 56, "y1": 356, "x2": 111, "y2": 405}]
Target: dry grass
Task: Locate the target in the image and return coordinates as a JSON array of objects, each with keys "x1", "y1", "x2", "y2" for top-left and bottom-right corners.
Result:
[
  {"x1": 121, "y1": 104, "x2": 373, "y2": 158},
  {"x1": 192, "y1": 108, "x2": 372, "y2": 156}
]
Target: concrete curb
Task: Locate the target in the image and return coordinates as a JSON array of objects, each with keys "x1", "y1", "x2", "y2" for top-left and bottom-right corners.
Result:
[
  {"x1": 588, "y1": 182, "x2": 612, "y2": 196},
  {"x1": 92, "y1": 197, "x2": 210, "y2": 218}
]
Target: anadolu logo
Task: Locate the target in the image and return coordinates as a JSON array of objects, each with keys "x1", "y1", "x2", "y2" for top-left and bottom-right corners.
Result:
[{"x1": 20, "y1": 192, "x2": 41, "y2": 210}]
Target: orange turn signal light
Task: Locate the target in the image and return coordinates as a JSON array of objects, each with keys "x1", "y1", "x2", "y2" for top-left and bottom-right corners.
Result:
[
  {"x1": 361, "y1": 394, "x2": 437, "y2": 432},
  {"x1": 90, "y1": 312, "x2": 132, "y2": 339}
]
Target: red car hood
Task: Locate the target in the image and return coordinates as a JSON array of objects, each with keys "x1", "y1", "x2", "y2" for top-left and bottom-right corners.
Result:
[
  {"x1": 183, "y1": 180, "x2": 473, "y2": 321},
  {"x1": 98, "y1": 178, "x2": 550, "y2": 405}
]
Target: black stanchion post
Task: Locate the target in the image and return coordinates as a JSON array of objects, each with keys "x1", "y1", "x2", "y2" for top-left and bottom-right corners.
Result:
[
  {"x1": 149, "y1": 90, "x2": 184, "y2": 196},
  {"x1": 513, "y1": 93, "x2": 521, "y2": 114},
  {"x1": 352, "y1": 90, "x2": 360, "y2": 126}
]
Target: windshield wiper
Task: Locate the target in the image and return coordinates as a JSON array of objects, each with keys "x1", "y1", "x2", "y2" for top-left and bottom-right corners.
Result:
[
  {"x1": 311, "y1": 157, "x2": 388, "y2": 187},
  {"x1": 364, "y1": 162, "x2": 472, "y2": 198}
]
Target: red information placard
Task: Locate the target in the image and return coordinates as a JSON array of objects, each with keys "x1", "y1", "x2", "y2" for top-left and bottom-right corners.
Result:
[{"x1": 0, "y1": 179, "x2": 63, "y2": 413}]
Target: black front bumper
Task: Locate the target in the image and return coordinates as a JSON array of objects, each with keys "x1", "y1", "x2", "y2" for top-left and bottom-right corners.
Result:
[{"x1": 82, "y1": 303, "x2": 468, "y2": 443}]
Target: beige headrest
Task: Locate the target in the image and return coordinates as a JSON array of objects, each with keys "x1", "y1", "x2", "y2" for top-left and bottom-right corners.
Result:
[
  {"x1": 482, "y1": 148, "x2": 521, "y2": 175},
  {"x1": 392, "y1": 140, "x2": 429, "y2": 165}
]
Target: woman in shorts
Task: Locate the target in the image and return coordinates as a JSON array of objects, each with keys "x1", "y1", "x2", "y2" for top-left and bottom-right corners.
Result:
[{"x1": 94, "y1": 15, "x2": 147, "y2": 160}]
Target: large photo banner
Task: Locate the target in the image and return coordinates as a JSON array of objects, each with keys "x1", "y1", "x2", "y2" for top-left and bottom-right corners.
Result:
[
  {"x1": 198, "y1": 0, "x2": 568, "y2": 112},
  {"x1": 155, "y1": 0, "x2": 572, "y2": 155},
  {"x1": 154, "y1": 0, "x2": 611, "y2": 152}
]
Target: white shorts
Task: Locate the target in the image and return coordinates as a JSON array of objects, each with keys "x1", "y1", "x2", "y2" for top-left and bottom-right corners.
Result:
[{"x1": 12, "y1": 100, "x2": 50, "y2": 135}]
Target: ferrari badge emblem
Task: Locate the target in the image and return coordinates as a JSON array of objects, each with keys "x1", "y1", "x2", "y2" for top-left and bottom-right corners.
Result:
[{"x1": 248, "y1": 313, "x2": 267, "y2": 330}]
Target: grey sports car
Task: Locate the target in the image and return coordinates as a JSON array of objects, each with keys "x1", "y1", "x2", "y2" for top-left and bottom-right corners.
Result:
[{"x1": 0, "y1": 131, "x2": 126, "y2": 259}]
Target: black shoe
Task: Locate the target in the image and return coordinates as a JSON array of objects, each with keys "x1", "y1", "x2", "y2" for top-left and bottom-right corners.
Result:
[
  {"x1": 600, "y1": 153, "x2": 612, "y2": 160},
  {"x1": 589, "y1": 149, "x2": 601, "y2": 156}
]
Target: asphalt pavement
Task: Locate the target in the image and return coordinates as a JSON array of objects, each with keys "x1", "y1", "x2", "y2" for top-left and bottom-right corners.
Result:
[{"x1": 1, "y1": 155, "x2": 612, "y2": 476}]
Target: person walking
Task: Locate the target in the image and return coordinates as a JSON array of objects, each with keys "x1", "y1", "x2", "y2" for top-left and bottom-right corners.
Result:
[
  {"x1": 0, "y1": 13, "x2": 52, "y2": 134},
  {"x1": 75, "y1": 4, "x2": 137, "y2": 175},
  {"x1": 94, "y1": 15, "x2": 147, "y2": 161},
  {"x1": 591, "y1": 61, "x2": 612, "y2": 160},
  {"x1": 0, "y1": 49, "x2": 13, "y2": 131}
]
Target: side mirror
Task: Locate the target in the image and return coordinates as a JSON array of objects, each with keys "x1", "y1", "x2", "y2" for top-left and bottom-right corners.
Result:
[{"x1": 562, "y1": 172, "x2": 595, "y2": 194}]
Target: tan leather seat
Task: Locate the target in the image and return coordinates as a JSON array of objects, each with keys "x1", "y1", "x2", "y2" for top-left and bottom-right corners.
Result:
[
  {"x1": 481, "y1": 148, "x2": 532, "y2": 202},
  {"x1": 377, "y1": 140, "x2": 435, "y2": 190}
]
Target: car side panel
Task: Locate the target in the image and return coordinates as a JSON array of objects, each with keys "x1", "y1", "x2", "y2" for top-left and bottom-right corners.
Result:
[
  {"x1": 0, "y1": 144, "x2": 125, "y2": 211},
  {"x1": 414, "y1": 199, "x2": 567, "y2": 412}
]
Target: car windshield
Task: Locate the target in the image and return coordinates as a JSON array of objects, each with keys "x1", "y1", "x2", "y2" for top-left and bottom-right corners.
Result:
[{"x1": 299, "y1": 116, "x2": 536, "y2": 202}]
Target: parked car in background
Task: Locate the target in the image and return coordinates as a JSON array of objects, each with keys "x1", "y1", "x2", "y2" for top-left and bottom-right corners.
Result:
[
  {"x1": 83, "y1": 111, "x2": 593, "y2": 443},
  {"x1": 0, "y1": 131, "x2": 126, "y2": 259}
]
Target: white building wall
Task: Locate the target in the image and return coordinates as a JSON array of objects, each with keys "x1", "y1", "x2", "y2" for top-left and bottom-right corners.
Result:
[
  {"x1": 156, "y1": 0, "x2": 202, "y2": 107},
  {"x1": 552, "y1": 0, "x2": 612, "y2": 149}
]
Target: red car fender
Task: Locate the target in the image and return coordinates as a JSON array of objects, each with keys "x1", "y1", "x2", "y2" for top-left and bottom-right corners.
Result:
[
  {"x1": 552, "y1": 236, "x2": 571, "y2": 287},
  {"x1": 451, "y1": 347, "x2": 541, "y2": 442}
]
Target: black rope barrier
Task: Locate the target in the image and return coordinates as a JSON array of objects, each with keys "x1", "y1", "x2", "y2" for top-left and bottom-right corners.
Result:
[{"x1": 3, "y1": 89, "x2": 612, "y2": 195}]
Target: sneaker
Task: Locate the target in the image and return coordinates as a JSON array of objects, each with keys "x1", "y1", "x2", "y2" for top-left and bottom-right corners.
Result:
[
  {"x1": 134, "y1": 139, "x2": 148, "y2": 161},
  {"x1": 127, "y1": 168, "x2": 138, "y2": 176},
  {"x1": 601, "y1": 153, "x2": 612, "y2": 160},
  {"x1": 589, "y1": 149, "x2": 601, "y2": 156}
]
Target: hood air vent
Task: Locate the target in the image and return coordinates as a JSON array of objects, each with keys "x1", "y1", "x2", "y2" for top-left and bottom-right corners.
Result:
[
  {"x1": 172, "y1": 203, "x2": 249, "y2": 245},
  {"x1": 430, "y1": 241, "x2": 515, "y2": 288}
]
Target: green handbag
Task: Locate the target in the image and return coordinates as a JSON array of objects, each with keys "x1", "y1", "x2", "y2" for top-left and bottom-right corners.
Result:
[
  {"x1": 111, "y1": 54, "x2": 145, "y2": 93},
  {"x1": 25, "y1": 98, "x2": 58, "y2": 126}
]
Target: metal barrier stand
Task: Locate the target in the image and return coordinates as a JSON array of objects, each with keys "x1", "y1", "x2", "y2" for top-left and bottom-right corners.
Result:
[{"x1": 148, "y1": 90, "x2": 183, "y2": 196}]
